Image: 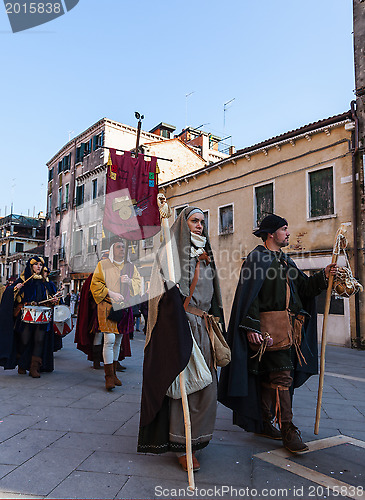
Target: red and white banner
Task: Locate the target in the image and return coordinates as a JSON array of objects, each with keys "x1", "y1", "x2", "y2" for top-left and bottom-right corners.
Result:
[{"x1": 103, "y1": 150, "x2": 160, "y2": 240}]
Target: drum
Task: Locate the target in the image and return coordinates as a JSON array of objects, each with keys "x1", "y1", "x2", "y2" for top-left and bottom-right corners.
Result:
[
  {"x1": 22, "y1": 305, "x2": 52, "y2": 324},
  {"x1": 53, "y1": 305, "x2": 73, "y2": 337}
]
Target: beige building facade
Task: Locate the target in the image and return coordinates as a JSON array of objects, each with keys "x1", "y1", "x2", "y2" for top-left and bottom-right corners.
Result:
[
  {"x1": 160, "y1": 111, "x2": 360, "y2": 347},
  {"x1": 45, "y1": 118, "x2": 222, "y2": 293}
]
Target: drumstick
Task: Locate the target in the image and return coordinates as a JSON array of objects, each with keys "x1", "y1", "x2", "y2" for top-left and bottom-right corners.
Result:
[
  {"x1": 38, "y1": 292, "x2": 62, "y2": 305},
  {"x1": 18, "y1": 274, "x2": 35, "y2": 287},
  {"x1": 14, "y1": 274, "x2": 35, "y2": 295}
]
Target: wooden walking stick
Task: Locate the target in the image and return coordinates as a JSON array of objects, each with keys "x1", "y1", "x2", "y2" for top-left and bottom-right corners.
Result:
[
  {"x1": 314, "y1": 224, "x2": 347, "y2": 434},
  {"x1": 157, "y1": 194, "x2": 195, "y2": 491}
]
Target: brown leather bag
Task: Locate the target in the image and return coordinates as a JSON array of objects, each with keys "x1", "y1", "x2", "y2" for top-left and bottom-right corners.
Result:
[
  {"x1": 249, "y1": 277, "x2": 292, "y2": 353},
  {"x1": 259, "y1": 309, "x2": 292, "y2": 351}
]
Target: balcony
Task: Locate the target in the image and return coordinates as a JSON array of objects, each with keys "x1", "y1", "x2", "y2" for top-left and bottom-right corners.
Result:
[{"x1": 59, "y1": 247, "x2": 66, "y2": 260}]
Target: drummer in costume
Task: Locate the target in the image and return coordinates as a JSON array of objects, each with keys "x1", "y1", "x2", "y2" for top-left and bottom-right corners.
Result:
[
  {"x1": 89, "y1": 238, "x2": 141, "y2": 390},
  {"x1": 218, "y1": 214, "x2": 337, "y2": 453},
  {"x1": 0, "y1": 257, "x2": 60, "y2": 377},
  {"x1": 138, "y1": 207, "x2": 225, "y2": 472}
]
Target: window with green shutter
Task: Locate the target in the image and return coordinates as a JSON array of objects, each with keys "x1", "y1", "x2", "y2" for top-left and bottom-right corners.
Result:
[
  {"x1": 255, "y1": 183, "x2": 273, "y2": 227},
  {"x1": 174, "y1": 205, "x2": 188, "y2": 219},
  {"x1": 75, "y1": 185, "x2": 84, "y2": 207},
  {"x1": 73, "y1": 230, "x2": 83, "y2": 256},
  {"x1": 309, "y1": 167, "x2": 334, "y2": 218},
  {"x1": 76, "y1": 145, "x2": 84, "y2": 163},
  {"x1": 93, "y1": 132, "x2": 104, "y2": 150},
  {"x1": 65, "y1": 183, "x2": 69, "y2": 204},
  {"x1": 92, "y1": 179, "x2": 98, "y2": 200},
  {"x1": 84, "y1": 139, "x2": 92, "y2": 156},
  {"x1": 219, "y1": 204, "x2": 234, "y2": 234},
  {"x1": 15, "y1": 242, "x2": 24, "y2": 253}
]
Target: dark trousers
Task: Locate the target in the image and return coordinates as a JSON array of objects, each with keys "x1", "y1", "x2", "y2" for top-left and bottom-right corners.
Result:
[
  {"x1": 260, "y1": 370, "x2": 293, "y2": 424},
  {"x1": 19, "y1": 324, "x2": 45, "y2": 359}
]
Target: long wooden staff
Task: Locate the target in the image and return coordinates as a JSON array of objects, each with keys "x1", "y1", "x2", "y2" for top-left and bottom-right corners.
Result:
[
  {"x1": 314, "y1": 224, "x2": 347, "y2": 434},
  {"x1": 157, "y1": 194, "x2": 194, "y2": 491}
]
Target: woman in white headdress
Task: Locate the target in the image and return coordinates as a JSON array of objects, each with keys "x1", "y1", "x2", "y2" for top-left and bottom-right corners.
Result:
[
  {"x1": 138, "y1": 206, "x2": 225, "y2": 472},
  {"x1": 90, "y1": 239, "x2": 141, "y2": 390}
]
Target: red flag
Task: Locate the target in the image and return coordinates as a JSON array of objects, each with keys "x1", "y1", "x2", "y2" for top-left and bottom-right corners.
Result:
[{"x1": 103, "y1": 150, "x2": 160, "y2": 240}]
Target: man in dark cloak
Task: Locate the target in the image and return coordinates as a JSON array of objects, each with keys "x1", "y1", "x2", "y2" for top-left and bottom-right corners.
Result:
[{"x1": 218, "y1": 214, "x2": 337, "y2": 453}]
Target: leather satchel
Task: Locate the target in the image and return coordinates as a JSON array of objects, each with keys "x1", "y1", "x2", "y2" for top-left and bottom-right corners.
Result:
[
  {"x1": 259, "y1": 309, "x2": 292, "y2": 351},
  {"x1": 204, "y1": 312, "x2": 231, "y2": 367},
  {"x1": 249, "y1": 277, "x2": 293, "y2": 354}
]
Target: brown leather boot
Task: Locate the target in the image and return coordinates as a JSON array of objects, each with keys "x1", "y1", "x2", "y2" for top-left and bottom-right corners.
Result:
[
  {"x1": 113, "y1": 361, "x2": 122, "y2": 386},
  {"x1": 256, "y1": 419, "x2": 282, "y2": 440},
  {"x1": 92, "y1": 345, "x2": 103, "y2": 370},
  {"x1": 29, "y1": 356, "x2": 42, "y2": 378},
  {"x1": 104, "y1": 363, "x2": 115, "y2": 391},
  {"x1": 115, "y1": 361, "x2": 126, "y2": 372},
  {"x1": 257, "y1": 385, "x2": 282, "y2": 440},
  {"x1": 281, "y1": 422, "x2": 309, "y2": 453}
]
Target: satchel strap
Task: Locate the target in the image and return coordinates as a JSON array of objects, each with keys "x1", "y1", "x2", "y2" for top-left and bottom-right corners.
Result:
[
  {"x1": 185, "y1": 304, "x2": 204, "y2": 317},
  {"x1": 285, "y1": 276, "x2": 290, "y2": 310},
  {"x1": 183, "y1": 252, "x2": 210, "y2": 311}
]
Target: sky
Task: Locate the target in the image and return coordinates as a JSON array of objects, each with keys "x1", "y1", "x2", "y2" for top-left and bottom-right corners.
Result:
[{"x1": 0, "y1": 0, "x2": 355, "y2": 217}]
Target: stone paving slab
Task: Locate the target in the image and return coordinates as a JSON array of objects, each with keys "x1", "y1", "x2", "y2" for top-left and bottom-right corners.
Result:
[
  {"x1": 0, "y1": 447, "x2": 93, "y2": 497},
  {"x1": 31, "y1": 416, "x2": 123, "y2": 435},
  {"x1": 45, "y1": 471, "x2": 129, "y2": 499},
  {"x1": 114, "y1": 414, "x2": 140, "y2": 437},
  {"x1": 0, "y1": 465, "x2": 16, "y2": 481},
  {"x1": 319, "y1": 403, "x2": 364, "y2": 420},
  {"x1": 0, "y1": 429, "x2": 65, "y2": 465},
  {"x1": 15, "y1": 406, "x2": 100, "y2": 420},
  {"x1": 4, "y1": 393, "x2": 80, "y2": 408},
  {"x1": 94, "y1": 402, "x2": 140, "y2": 422},
  {"x1": 0, "y1": 402, "x2": 29, "y2": 419},
  {"x1": 0, "y1": 415, "x2": 43, "y2": 442},
  {"x1": 50, "y1": 432, "x2": 138, "y2": 454},
  {"x1": 68, "y1": 392, "x2": 122, "y2": 410}
]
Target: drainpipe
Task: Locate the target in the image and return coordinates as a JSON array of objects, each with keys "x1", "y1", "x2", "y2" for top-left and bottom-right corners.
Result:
[{"x1": 350, "y1": 101, "x2": 361, "y2": 349}]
